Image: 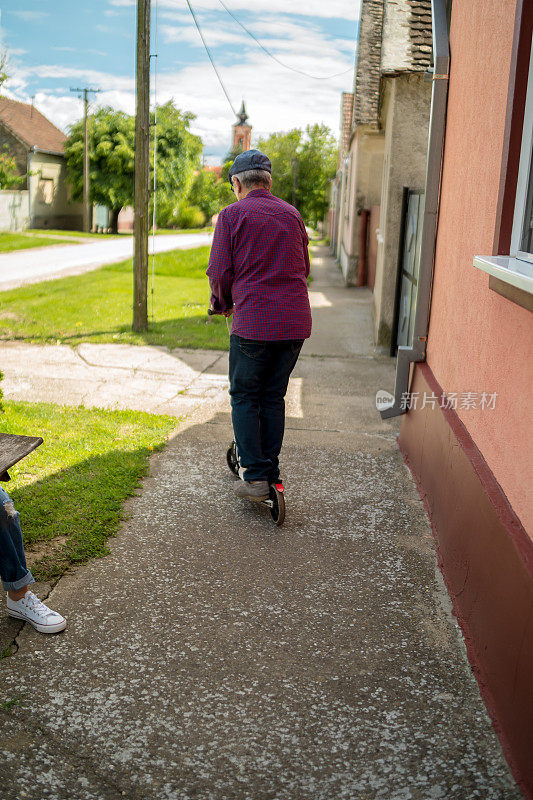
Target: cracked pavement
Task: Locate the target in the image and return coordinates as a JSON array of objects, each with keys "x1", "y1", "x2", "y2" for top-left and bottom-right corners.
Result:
[
  {"x1": 0, "y1": 341, "x2": 230, "y2": 418},
  {"x1": 0, "y1": 247, "x2": 523, "y2": 799}
]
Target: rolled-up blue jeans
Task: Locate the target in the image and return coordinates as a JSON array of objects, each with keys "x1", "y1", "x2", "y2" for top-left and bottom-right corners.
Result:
[
  {"x1": 0, "y1": 486, "x2": 34, "y2": 592},
  {"x1": 229, "y1": 334, "x2": 304, "y2": 483}
]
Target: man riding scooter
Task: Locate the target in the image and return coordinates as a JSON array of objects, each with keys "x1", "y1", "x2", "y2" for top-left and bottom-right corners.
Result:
[{"x1": 207, "y1": 149, "x2": 312, "y2": 501}]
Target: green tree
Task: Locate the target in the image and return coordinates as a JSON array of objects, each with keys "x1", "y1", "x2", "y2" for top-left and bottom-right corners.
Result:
[
  {"x1": 64, "y1": 101, "x2": 203, "y2": 232},
  {"x1": 256, "y1": 124, "x2": 337, "y2": 227},
  {"x1": 187, "y1": 168, "x2": 235, "y2": 224},
  {"x1": 0, "y1": 146, "x2": 24, "y2": 189},
  {"x1": 188, "y1": 169, "x2": 220, "y2": 221},
  {"x1": 153, "y1": 102, "x2": 202, "y2": 228},
  {"x1": 0, "y1": 56, "x2": 24, "y2": 192},
  {"x1": 64, "y1": 108, "x2": 135, "y2": 233},
  {"x1": 298, "y1": 124, "x2": 338, "y2": 227},
  {"x1": 217, "y1": 179, "x2": 235, "y2": 210},
  {"x1": 256, "y1": 129, "x2": 302, "y2": 207}
]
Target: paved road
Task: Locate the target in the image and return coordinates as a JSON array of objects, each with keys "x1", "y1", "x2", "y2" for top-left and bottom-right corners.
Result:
[
  {"x1": 0, "y1": 232, "x2": 213, "y2": 290},
  {"x1": 0, "y1": 247, "x2": 521, "y2": 799}
]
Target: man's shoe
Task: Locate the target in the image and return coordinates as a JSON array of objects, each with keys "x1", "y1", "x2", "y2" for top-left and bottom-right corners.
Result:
[
  {"x1": 233, "y1": 480, "x2": 270, "y2": 501},
  {"x1": 7, "y1": 591, "x2": 67, "y2": 634}
]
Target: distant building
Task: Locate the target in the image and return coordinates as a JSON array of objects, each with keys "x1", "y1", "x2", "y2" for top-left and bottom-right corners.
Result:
[
  {"x1": 232, "y1": 101, "x2": 252, "y2": 153},
  {"x1": 0, "y1": 96, "x2": 83, "y2": 229},
  {"x1": 202, "y1": 102, "x2": 253, "y2": 187}
]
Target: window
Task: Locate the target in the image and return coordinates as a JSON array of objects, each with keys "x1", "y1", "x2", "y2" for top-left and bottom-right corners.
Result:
[
  {"x1": 38, "y1": 178, "x2": 54, "y2": 205},
  {"x1": 512, "y1": 37, "x2": 533, "y2": 265},
  {"x1": 473, "y1": 32, "x2": 533, "y2": 298}
]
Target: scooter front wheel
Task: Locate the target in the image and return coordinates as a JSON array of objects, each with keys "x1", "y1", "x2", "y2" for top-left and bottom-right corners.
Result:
[
  {"x1": 226, "y1": 442, "x2": 239, "y2": 477},
  {"x1": 269, "y1": 484, "x2": 285, "y2": 527}
]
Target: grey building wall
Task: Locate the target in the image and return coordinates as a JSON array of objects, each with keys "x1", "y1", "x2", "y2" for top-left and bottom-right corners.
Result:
[
  {"x1": 373, "y1": 73, "x2": 431, "y2": 346},
  {"x1": 339, "y1": 129, "x2": 385, "y2": 285},
  {"x1": 0, "y1": 190, "x2": 30, "y2": 231},
  {"x1": 28, "y1": 151, "x2": 83, "y2": 230}
]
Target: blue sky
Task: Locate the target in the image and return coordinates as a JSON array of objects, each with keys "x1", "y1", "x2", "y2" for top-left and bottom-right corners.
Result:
[{"x1": 0, "y1": 0, "x2": 359, "y2": 162}]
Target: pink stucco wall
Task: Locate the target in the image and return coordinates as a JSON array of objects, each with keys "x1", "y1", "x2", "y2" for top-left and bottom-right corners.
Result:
[{"x1": 426, "y1": 0, "x2": 533, "y2": 533}]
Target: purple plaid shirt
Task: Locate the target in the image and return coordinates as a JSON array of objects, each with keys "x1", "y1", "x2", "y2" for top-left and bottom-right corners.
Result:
[{"x1": 207, "y1": 188, "x2": 312, "y2": 341}]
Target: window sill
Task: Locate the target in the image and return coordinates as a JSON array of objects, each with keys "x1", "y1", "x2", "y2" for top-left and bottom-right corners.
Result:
[
  {"x1": 473, "y1": 255, "x2": 533, "y2": 294},
  {"x1": 473, "y1": 255, "x2": 533, "y2": 312}
]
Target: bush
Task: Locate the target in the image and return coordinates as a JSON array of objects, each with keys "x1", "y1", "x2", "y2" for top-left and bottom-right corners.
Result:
[{"x1": 176, "y1": 205, "x2": 206, "y2": 229}]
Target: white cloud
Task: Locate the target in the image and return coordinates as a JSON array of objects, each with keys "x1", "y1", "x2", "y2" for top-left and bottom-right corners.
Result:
[
  {"x1": 9, "y1": 10, "x2": 49, "y2": 22},
  {"x1": 160, "y1": 13, "x2": 354, "y2": 81},
  {"x1": 21, "y1": 64, "x2": 135, "y2": 92},
  {"x1": 159, "y1": 10, "x2": 194, "y2": 24},
  {"x1": 161, "y1": 24, "x2": 247, "y2": 47},
  {"x1": 52, "y1": 46, "x2": 108, "y2": 57},
  {"x1": 110, "y1": 0, "x2": 360, "y2": 20}
]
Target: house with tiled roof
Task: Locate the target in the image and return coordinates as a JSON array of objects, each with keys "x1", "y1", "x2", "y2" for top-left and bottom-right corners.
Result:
[
  {"x1": 331, "y1": 0, "x2": 433, "y2": 348},
  {"x1": 0, "y1": 96, "x2": 82, "y2": 229}
]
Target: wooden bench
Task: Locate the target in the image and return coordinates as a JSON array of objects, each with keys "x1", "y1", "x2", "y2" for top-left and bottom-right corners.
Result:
[{"x1": 0, "y1": 433, "x2": 43, "y2": 482}]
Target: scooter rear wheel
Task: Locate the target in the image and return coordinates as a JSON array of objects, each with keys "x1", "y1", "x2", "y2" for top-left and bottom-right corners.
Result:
[{"x1": 269, "y1": 484, "x2": 285, "y2": 527}]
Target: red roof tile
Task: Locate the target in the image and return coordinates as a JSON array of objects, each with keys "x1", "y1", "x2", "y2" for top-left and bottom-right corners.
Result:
[{"x1": 0, "y1": 96, "x2": 66, "y2": 155}]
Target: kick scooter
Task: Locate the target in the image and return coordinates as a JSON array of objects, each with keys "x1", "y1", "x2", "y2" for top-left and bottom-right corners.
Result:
[
  {"x1": 226, "y1": 440, "x2": 286, "y2": 527},
  {"x1": 208, "y1": 308, "x2": 286, "y2": 527}
]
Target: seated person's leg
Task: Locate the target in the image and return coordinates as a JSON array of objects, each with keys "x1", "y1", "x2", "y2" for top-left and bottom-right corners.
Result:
[
  {"x1": 1, "y1": 488, "x2": 66, "y2": 634},
  {"x1": 0, "y1": 487, "x2": 34, "y2": 596}
]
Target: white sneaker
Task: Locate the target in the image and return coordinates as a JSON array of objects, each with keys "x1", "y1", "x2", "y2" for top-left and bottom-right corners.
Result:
[{"x1": 7, "y1": 591, "x2": 67, "y2": 634}]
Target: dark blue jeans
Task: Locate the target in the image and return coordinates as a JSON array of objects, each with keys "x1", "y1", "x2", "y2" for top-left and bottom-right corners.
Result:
[
  {"x1": 229, "y1": 334, "x2": 304, "y2": 482},
  {"x1": 0, "y1": 486, "x2": 34, "y2": 591}
]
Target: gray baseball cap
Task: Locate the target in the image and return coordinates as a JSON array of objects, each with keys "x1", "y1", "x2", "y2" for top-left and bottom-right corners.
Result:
[{"x1": 228, "y1": 149, "x2": 272, "y2": 184}]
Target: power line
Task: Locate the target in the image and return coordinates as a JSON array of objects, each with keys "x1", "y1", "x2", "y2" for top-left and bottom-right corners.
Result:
[
  {"x1": 217, "y1": 0, "x2": 354, "y2": 81},
  {"x1": 185, "y1": 0, "x2": 237, "y2": 116}
]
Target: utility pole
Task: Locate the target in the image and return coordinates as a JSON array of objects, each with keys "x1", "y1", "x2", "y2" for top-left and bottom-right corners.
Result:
[
  {"x1": 70, "y1": 87, "x2": 101, "y2": 232},
  {"x1": 133, "y1": 0, "x2": 151, "y2": 332}
]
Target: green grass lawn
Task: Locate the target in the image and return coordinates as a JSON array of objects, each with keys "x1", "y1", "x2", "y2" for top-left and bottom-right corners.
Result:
[
  {"x1": 26, "y1": 229, "x2": 123, "y2": 240},
  {"x1": 0, "y1": 233, "x2": 73, "y2": 252},
  {"x1": 0, "y1": 401, "x2": 177, "y2": 582},
  {"x1": 0, "y1": 246, "x2": 229, "y2": 350},
  {"x1": 154, "y1": 227, "x2": 214, "y2": 235}
]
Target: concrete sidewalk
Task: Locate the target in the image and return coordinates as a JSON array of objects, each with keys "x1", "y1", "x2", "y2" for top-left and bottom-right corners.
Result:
[{"x1": 0, "y1": 247, "x2": 521, "y2": 799}]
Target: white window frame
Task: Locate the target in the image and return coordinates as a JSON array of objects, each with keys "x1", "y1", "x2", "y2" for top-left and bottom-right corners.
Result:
[{"x1": 473, "y1": 32, "x2": 533, "y2": 296}]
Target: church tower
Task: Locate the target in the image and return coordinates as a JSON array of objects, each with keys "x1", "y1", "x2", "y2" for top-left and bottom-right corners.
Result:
[{"x1": 232, "y1": 100, "x2": 252, "y2": 152}]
